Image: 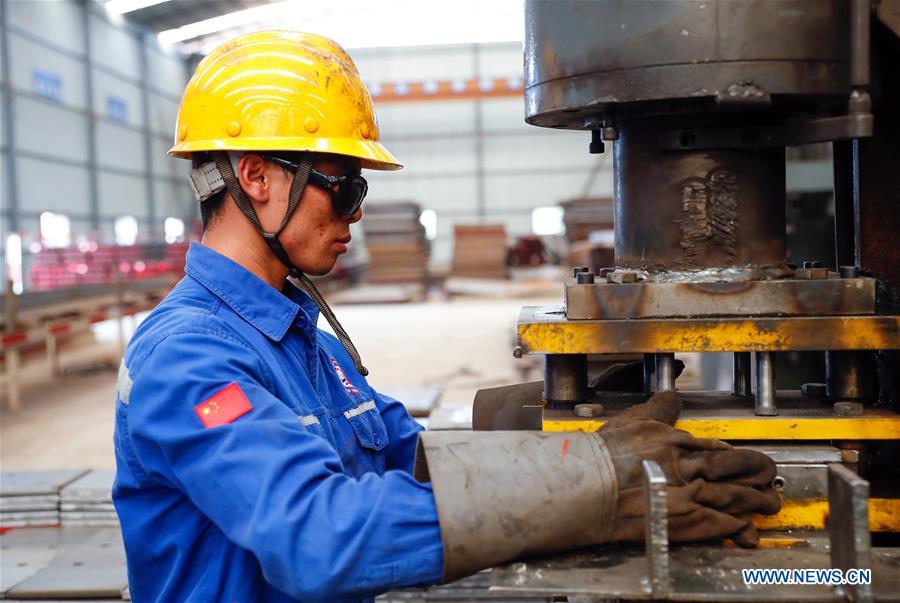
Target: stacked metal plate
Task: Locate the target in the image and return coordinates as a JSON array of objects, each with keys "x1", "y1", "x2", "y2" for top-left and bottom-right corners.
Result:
[
  {"x1": 363, "y1": 202, "x2": 429, "y2": 284},
  {"x1": 379, "y1": 571, "x2": 554, "y2": 601},
  {"x1": 0, "y1": 469, "x2": 87, "y2": 528},
  {"x1": 450, "y1": 225, "x2": 509, "y2": 280},
  {"x1": 60, "y1": 469, "x2": 119, "y2": 527},
  {"x1": 2, "y1": 527, "x2": 129, "y2": 599}
]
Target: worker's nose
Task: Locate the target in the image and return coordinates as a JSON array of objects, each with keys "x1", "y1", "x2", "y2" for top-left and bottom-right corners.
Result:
[{"x1": 346, "y1": 207, "x2": 363, "y2": 224}]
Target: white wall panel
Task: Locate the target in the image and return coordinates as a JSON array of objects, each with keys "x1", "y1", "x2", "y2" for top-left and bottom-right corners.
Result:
[
  {"x1": 0, "y1": 2, "x2": 5, "y2": 82},
  {"x1": 483, "y1": 212, "x2": 533, "y2": 236},
  {"x1": 96, "y1": 121, "x2": 145, "y2": 171},
  {"x1": 147, "y1": 92, "x2": 179, "y2": 136},
  {"x1": 154, "y1": 178, "x2": 194, "y2": 223},
  {"x1": 0, "y1": 150, "x2": 9, "y2": 216},
  {"x1": 377, "y1": 101, "x2": 475, "y2": 137},
  {"x1": 480, "y1": 97, "x2": 530, "y2": 132},
  {"x1": 150, "y1": 137, "x2": 186, "y2": 178},
  {"x1": 381, "y1": 136, "x2": 477, "y2": 174},
  {"x1": 92, "y1": 69, "x2": 144, "y2": 128},
  {"x1": 15, "y1": 96, "x2": 88, "y2": 159},
  {"x1": 352, "y1": 46, "x2": 474, "y2": 82},
  {"x1": 146, "y1": 46, "x2": 186, "y2": 97},
  {"x1": 8, "y1": 0, "x2": 85, "y2": 55},
  {"x1": 9, "y1": 34, "x2": 86, "y2": 108},
  {"x1": 88, "y1": 15, "x2": 140, "y2": 78},
  {"x1": 17, "y1": 156, "x2": 90, "y2": 215},
  {"x1": 484, "y1": 171, "x2": 614, "y2": 213},
  {"x1": 98, "y1": 171, "x2": 148, "y2": 219},
  {"x1": 366, "y1": 174, "x2": 478, "y2": 215},
  {"x1": 477, "y1": 44, "x2": 523, "y2": 78},
  {"x1": 483, "y1": 131, "x2": 597, "y2": 171}
]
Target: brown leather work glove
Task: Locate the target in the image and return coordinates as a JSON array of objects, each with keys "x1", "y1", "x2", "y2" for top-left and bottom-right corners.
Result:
[{"x1": 596, "y1": 391, "x2": 782, "y2": 547}]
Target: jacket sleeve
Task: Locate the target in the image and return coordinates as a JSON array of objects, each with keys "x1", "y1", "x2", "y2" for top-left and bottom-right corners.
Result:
[
  {"x1": 373, "y1": 391, "x2": 425, "y2": 474},
  {"x1": 122, "y1": 328, "x2": 444, "y2": 601}
]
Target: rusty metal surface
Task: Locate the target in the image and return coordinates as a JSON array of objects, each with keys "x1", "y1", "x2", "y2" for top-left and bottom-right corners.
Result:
[
  {"x1": 613, "y1": 116, "x2": 788, "y2": 274},
  {"x1": 827, "y1": 350, "x2": 877, "y2": 400},
  {"x1": 472, "y1": 381, "x2": 543, "y2": 431},
  {"x1": 544, "y1": 354, "x2": 588, "y2": 404},
  {"x1": 524, "y1": 0, "x2": 851, "y2": 128},
  {"x1": 518, "y1": 305, "x2": 900, "y2": 354},
  {"x1": 415, "y1": 431, "x2": 617, "y2": 584},
  {"x1": 642, "y1": 460, "x2": 671, "y2": 597},
  {"x1": 828, "y1": 465, "x2": 874, "y2": 603},
  {"x1": 5, "y1": 528, "x2": 127, "y2": 599},
  {"x1": 491, "y1": 544, "x2": 900, "y2": 601},
  {"x1": 565, "y1": 277, "x2": 876, "y2": 319}
]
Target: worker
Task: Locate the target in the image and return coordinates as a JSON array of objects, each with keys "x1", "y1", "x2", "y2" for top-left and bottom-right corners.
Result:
[{"x1": 112, "y1": 30, "x2": 781, "y2": 602}]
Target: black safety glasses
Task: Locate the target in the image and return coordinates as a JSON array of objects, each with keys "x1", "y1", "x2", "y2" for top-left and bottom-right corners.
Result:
[{"x1": 263, "y1": 155, "x2": 368, "y2": 217}]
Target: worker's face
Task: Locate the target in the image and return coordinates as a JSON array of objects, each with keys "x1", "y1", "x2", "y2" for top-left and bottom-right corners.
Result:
[{"x1": 244, "y1": 153, "x2": 363, "y2": 276}]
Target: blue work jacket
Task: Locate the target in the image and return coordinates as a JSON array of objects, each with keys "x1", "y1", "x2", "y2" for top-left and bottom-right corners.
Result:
[{"x1": 112, "y1": 243, "x2": 444, "y2": 602}]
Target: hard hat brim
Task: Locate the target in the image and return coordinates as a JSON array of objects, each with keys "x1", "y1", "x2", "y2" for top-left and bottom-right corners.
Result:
[{"x1": 168, "y1": 136, "x2": 402, "y2": 171}]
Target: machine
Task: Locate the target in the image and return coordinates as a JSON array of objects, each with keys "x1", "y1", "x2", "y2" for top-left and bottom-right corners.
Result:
[{"x1": 477, "y1": 1, "x2": 900, "y2": 600}]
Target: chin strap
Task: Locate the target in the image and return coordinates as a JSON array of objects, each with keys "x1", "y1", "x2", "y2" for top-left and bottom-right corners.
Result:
[{"x1": 214, "y1": 153, "x2": 369, "y2": 376}]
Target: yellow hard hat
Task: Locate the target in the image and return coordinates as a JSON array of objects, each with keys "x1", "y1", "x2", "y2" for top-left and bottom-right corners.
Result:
[{"x1": 168, "y1": 30, "x2": 401, "y2": 170}]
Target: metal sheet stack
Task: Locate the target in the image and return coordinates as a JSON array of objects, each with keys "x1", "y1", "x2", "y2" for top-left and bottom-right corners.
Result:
[
  {"x1": 559, "y1": 197, "x2": 614, "y2": 243},
  {"x1": 60, "y1": 469, "x2": 119, "y2": 527},
  {"x1": 379, "y1": 571, "x2": 554, "y2": 601},
  {"x1": 450, "y1": 224, "x2": 509, "y2": 279},
  {"x1": 0, "y1": 469, "x2": 87, "y2": 527},
  {"x1": 363, "y1": 202, "x2": 429, "y2": 284}
]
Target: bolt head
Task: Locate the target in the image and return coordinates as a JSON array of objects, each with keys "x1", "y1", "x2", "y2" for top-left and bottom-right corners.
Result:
[
  {"x1": 576, "y1": 271, "x2": 595, "y2": 284},
  {"x1": 834, "y1": 401, "x2": 864, "y2": 416},
  {"x1": 801, "y1": 382, "x2": 827, "y2": 397},
  {"x1": 839, "y1": 265, "x2": 860, "y2": 278},
  {"x1": 607, "y1": 271, "x2": 638, "y2": 284},
  {"x1": 574, "y1": 403, "x2": 605, "y2": 418}
]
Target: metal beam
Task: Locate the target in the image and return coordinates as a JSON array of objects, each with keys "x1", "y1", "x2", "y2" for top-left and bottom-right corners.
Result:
[
  {"x1": 1, "y1": 0, "x2": 20, "y2": 231},
  {"x1": 137, "y1": 31, "x2": 156, "y2": 236},
  {"x1": 518, "y1": 306, "x2": 900, "y2": 354},
  {"x1": 542, "y1": 408, "x2": 900, "y2": 440},
  {"x1": 80, "y1": 0, "x2": 100, "y2": 230}
]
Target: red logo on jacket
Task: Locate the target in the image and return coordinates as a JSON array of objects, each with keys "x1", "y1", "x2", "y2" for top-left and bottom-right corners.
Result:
[{"x1": 331, "y1": 357, "x2": 360, "y2": 395}]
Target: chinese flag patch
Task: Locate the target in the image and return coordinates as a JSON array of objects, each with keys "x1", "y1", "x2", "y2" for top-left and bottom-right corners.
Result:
[{"x1": 194, "y1": 382, "x2": 253, "y2": 428}]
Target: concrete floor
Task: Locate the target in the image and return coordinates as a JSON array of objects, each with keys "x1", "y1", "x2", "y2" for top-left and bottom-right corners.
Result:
[{"x1": 1, "y1": 289, "x2": 558, "y2": 471}]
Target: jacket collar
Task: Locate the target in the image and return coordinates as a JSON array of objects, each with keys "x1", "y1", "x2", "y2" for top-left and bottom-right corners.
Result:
[{"x1": 185, "y1": 243, "x2": 312, "y2": 341}]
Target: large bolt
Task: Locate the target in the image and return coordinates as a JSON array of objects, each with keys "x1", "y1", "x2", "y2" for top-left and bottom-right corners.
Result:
[
  {"x1": 607, "y1": 271, "x2": 638, "y2": 284},
  {"x1": 512, "y1": 346, "x2": 524, "y2": 359},
  {"x1": 589, "y1": 130, "x2": 605, "y2": 154},
  {"x1": 795, "y1": 267, "x2": 828, "y2": 280},
  {"x1": 576, "y1": 271, "x2": 595, "y2": 284},
  {"x1": 834, "y1": 401, "x2": 864, "y2": 416},
  {"x1": 573, "y1": 266, "x2": 589, "y2": 277},
  {"x1": 839, "y1": 265, "x2": 861, "y2": 278},
  {"x1": 801, "y1": 382, "x2": 827, "y2": 397},
  {"x1": 574, "y1": 403, "x2": 605, "y2": 418}
]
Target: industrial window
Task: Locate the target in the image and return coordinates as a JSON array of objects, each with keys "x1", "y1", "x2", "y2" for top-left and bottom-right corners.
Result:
[
  {"x1": 419, "y1": 209, "x2": 437, "y2": 241},
  {"x1": 114, "y1": 216, "x2": 139, "y2": 246},
  {"x1": 5, "y1": 234, "x2": 24, "y2": 294},
  {"x1": 39, "y1": 212, "x2": 71, "y2": 248},
  {"x1": 531, "y1": 206, "x2": 565, "y2": 236},
  {"x1": 164, "y1": 217, "x2": 185, "y2": 244}
]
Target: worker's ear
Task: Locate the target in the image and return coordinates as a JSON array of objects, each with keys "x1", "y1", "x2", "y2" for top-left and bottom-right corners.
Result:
[{"x1": 236, "y1": 153, "x2": 271, "y2": 204}]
